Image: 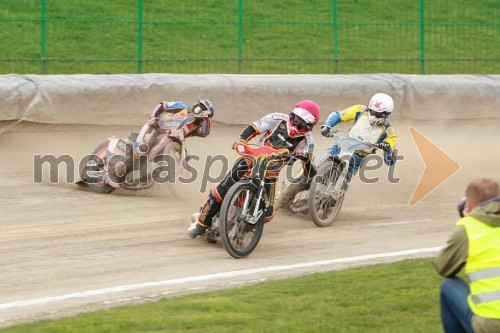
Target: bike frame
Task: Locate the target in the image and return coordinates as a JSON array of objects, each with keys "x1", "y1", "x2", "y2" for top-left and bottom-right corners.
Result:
[
  {"x1": 87, "y1": 111, "x2": 202, "y2": 189},
  {"x1": 234, "y1": 143, "x2": 290, "y2": 224},
  {"x1": 136, "y1": 110, "x2": 195, "y2": 160},
  {"x1": 326, "y1": 131, "x2": 380, "y2": 201}
]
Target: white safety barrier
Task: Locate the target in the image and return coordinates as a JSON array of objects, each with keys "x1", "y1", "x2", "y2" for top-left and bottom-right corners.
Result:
[{"x1": 0, "y1": 74, "x2": 499, "y2": 125}]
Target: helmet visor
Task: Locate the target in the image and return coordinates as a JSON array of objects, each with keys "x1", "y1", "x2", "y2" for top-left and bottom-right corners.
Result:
[
  {"x1": 290, "y1": 113, "x2": 312, "y2": 131},
  {"x1": 368, "y1": 108, "x2": 389, "y2": 119}
]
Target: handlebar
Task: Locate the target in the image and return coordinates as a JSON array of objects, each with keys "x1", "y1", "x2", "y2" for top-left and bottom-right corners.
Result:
[
  {"x1": 327, "y1": 130, "x2": 384, "y2": 151},
  {"x1": 374, "y1": 143, "x2": 389, "y2": 151},
  {"x1": 234, "y1": 142, "x2": 295, "y2": 162}
]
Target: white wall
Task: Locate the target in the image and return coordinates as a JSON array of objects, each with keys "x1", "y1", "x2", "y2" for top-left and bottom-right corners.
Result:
[{"x1": 1, "y1": 74, "x2": 499, "y2": 125}]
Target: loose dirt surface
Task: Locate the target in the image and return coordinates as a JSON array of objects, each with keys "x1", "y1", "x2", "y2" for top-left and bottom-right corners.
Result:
[{"x1": 0, "y1": 119, "x2": 498, "y2": 328}]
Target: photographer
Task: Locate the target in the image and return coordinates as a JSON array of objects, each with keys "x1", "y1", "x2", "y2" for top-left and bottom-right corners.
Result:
[{"x1": 435, "y1": 178, "x2": 500, "y2": 333}]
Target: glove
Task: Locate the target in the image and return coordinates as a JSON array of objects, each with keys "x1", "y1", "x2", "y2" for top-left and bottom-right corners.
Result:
[
  {"x1": 320, "y1": 126, "x2": 331, "y2": 137},
  {"x1": 232, "y1": 138, "x2": 246, "y2": 150},
  {"x1": 378, "y1": 142, "x2": 391, "y2": 152}
]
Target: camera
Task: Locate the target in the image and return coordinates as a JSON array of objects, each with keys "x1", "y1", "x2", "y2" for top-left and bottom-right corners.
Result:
[{"x1": 457, "y1": 197, "x2": 466, "y2": 218}]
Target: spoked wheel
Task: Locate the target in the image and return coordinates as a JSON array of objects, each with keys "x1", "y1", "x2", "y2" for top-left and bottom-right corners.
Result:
[
  {"x1": 219, "y1": 182, "x2": 264, "y2": 259},
  {"x1": 308, "y1": 161, "x2": 345, "y2": 227},
  {"x1": 81, "y1": 142, "x2": 116, "y2": 194}
]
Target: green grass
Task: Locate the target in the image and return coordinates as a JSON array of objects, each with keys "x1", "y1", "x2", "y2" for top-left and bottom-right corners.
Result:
[
  {"x1": 0, "y1": 259, "x2": 445, "y2": 333},
  {"x1": 0, "y1": 0, "x2": 498, "y2": 74}
]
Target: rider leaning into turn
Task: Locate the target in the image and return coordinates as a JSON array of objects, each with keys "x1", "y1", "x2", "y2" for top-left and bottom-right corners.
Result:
[
  {"x1": 318, "y1": 92, "x2": 398, "y2": 179},
  {"x1": 147, "y1": 99, "x2": 213, "y2": 136},
  {"x1": 186, "y1": 100, "x2": 321, "y2": 239},
  {"x1": 136, "y1": 99, "x2": 214, "y2": 154}
]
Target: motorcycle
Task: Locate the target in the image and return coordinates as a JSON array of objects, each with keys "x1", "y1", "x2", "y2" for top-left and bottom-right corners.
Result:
[
  {"x1": 205, "y1": 142, "x2": 292, "y2": 259},
  {"x1": 276, "y1": 130, "x2": 383, "y2": 227},
  {"x1": 78, "y1": 109, "x2": 204, "y2": 194}
]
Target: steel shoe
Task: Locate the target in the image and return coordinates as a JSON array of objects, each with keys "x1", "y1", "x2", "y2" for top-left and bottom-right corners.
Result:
[{"x1": 186, "y1": 221, "x2": 207, "y2": 238}]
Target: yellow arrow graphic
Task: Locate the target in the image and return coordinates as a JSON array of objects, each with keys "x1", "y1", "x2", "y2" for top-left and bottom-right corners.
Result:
[{"x1": 409, "y1": 127, "x2": 461, "y2": 207}]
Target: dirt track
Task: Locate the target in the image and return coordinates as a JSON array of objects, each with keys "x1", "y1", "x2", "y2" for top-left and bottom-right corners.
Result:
[{"x1": 0, "y1": 119, "x2": 498, "y2": 327}]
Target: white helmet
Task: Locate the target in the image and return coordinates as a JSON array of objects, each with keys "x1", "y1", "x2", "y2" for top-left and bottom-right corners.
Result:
[{"x1": 367, "y1": 93, "x2": 394, "y2": 125}]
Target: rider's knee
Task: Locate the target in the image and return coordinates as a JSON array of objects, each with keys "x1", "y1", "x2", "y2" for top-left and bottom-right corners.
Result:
[{"x1": 210, "y1": 188, "x2": 223, "y2": 203}]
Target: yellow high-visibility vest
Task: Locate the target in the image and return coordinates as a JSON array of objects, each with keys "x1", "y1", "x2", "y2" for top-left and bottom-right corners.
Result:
[{"x1": 457, "y1": 216, "x2": 500, "y2": 318}]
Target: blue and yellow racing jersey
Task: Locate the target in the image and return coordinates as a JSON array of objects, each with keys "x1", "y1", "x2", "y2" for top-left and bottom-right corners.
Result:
[{"x1": 324, "y1": 105, "x2": 397, "y2": 165}]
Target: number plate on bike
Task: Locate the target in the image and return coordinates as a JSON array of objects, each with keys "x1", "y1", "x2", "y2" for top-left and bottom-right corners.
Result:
[{"x1": 160, "y1": 115, "x2": 185, "y2": 130}]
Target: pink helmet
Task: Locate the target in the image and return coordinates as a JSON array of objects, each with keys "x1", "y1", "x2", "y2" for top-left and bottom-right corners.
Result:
[{"x1": 287, "y1": 100, "x2": 320, "y2": 138}]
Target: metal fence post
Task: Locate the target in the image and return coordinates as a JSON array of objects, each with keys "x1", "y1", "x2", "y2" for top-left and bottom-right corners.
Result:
[
  {"x1": 419, "y1": 0, "x2": 426, "y2": 74},
  {"x1": 40, "y1": 0, "x2": 46, "y2": 74},
  {"x1": 333, "y1": 0, "x2": 339, "y2": 73},
  {"x1": 238, "y1": 0, "x2": 243, "y2": 74},
  {"x1": 137, "y1": 0, "x2": 144, "y2": 73}
]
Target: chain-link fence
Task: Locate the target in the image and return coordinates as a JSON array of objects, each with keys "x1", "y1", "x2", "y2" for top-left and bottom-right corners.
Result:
[{"x1": 1, "y1": 0, "x2": 498, "y2": 74}]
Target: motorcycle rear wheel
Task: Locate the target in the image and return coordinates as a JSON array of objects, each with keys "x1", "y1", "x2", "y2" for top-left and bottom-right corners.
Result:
[
  {"x1": 81, "y1": 142, "x2": 116, "y2": 194},
  {"x1": 219, "y1": 182, "x2": 264, "y2": 259},
  {"x1": 308, "y1": 161, "x2": 345, "y2": 227}
]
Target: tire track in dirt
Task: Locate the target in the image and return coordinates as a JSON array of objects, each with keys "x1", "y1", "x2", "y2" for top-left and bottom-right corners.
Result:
[{"x1": 0, "y1": 120, "x2": 498, "y2": 327}]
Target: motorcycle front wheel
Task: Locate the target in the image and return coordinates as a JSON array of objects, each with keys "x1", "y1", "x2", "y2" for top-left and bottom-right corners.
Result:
[
  {"x1": 308, "y1": 161, "x2": 345, "y2": 227},
  {"x1": 162, "y1": 141, "x2": 182, "y2": 168},
  {"x1": 219, "y1": 181, "x2": 264, "y2": 259}
]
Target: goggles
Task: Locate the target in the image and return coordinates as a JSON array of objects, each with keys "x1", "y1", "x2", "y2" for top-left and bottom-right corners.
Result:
[
  {"x1": 368, "y1": 108, "x2": 389, "y2": 119},
  {"x1": 290, "y1": 113, "x2": 313, "y2": 131}
]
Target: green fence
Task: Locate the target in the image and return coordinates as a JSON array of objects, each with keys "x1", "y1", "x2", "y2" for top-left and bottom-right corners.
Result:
[{"x1": 1, "y1": 0, "x2": 499, "y2": 75}]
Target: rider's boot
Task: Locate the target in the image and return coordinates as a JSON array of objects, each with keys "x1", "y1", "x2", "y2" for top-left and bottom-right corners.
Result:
[
  {"x1": 186, "y1": 208, "x2": 209, "y2": 238},
  {"x1": 186, "y1": 220, "x2": 209, "y2": 238},
  {"x1": 290, "y1": 202, "x2": 309, "y2": 214},
  {"x1": 186, "y1": 193, "x2": 221, "y2": 238}
]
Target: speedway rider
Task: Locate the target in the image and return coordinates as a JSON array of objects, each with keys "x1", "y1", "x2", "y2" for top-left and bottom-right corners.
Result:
[
  {"x1": 186, "y1": 100, "x2": 321, "y2": 238},
  {"x1": 318, "y1": 92, "x2": 397, "y2": 179},
  {"x1": 130, "y1": 99, "x2": 214, "y2": 183},
  {"x1": 136, "y1": 99, "x2": 214, "y2": 156}
]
